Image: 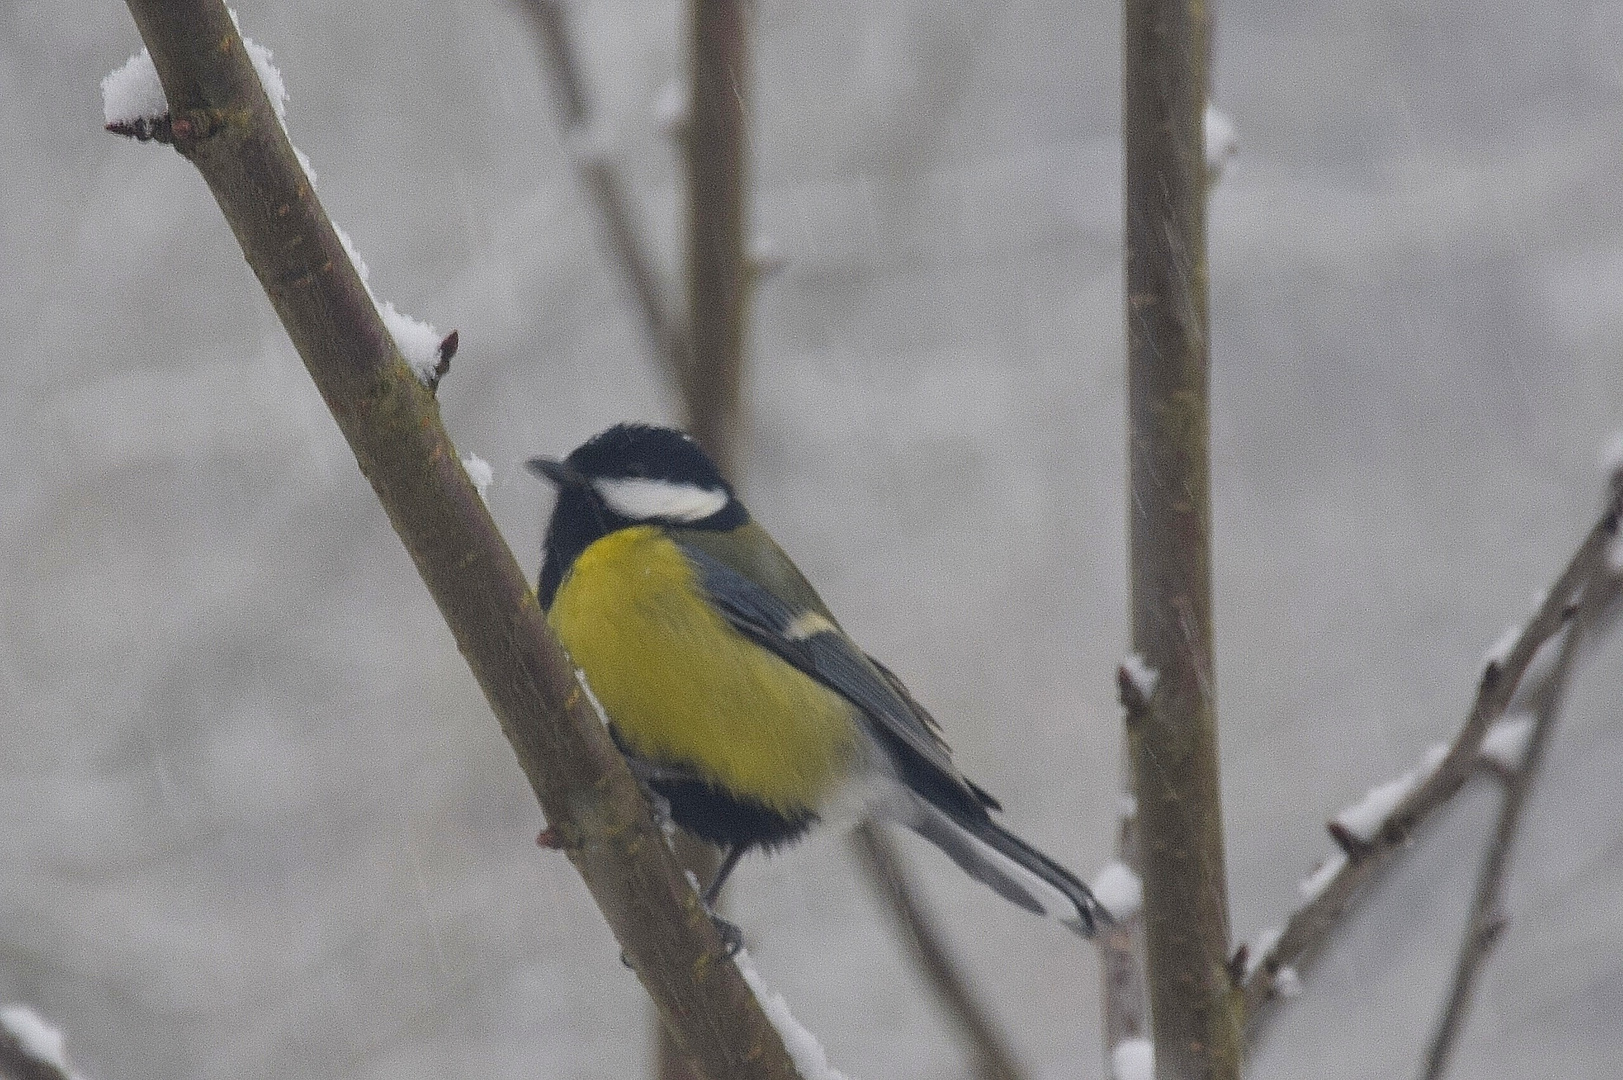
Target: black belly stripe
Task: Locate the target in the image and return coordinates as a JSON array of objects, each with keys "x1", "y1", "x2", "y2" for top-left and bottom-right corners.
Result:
[{"x1": 648, "y1": 775, "x2": 817, "y2": 851}]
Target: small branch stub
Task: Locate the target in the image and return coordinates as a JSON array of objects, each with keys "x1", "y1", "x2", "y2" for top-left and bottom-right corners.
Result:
[{"x1": 424, "y1": 329, "x2": 458, "y2": 392}]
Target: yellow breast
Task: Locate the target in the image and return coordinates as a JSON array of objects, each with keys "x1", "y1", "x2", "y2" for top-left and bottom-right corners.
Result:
[{"x1": 546, "y1": 526, "x2": 859, "y2": 814}]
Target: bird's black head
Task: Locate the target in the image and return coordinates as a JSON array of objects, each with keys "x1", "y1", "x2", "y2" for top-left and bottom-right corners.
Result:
[{"x1": 528, "y1": 423, "x2": 748, "y2": 608}]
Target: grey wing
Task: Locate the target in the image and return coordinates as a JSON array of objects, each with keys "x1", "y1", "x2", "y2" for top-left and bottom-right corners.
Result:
[{"x1": 677, "y1": 541, "x2": 990, "y2": 821}]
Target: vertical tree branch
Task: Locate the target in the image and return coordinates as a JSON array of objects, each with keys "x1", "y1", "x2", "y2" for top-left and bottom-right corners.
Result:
[
  {"x1": 517, "y1": 0, "x2": 692, "y2": 395},
  {"x1": 657, "y1": 4, "x2": 750, "y2": 1076},
  {"x1": 110, "y1": 6, "x2": 805, "y2": 1078},
  {"x1": 683, "y1": 0, "x2": 749, "y2": 476},
  {"x1": 1122, "y1": 0, "x2": 1239, "y2": 1074}
]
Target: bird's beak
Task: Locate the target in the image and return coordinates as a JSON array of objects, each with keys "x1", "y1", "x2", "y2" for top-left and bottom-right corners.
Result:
[{"x1": 525, "y1": 457, "x2": 586, "y2": 488}]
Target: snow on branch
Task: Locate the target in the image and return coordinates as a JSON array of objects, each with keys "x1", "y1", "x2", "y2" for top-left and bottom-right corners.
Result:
[
  {"x1": 735, "y1": 951, "x2": 855, "y2": 1080},
  {"x1": 1097, "y1": 672, "x2": 1151, "y2": 1076},
  {"x1": 103, "y1": 12, "x2": 454, "y2": 386},
  {"x1": 1238, "y1": 476, "x2": 1623, "y2": 1037},
  {"x1": 1420, "y1": 566, "x2": 1623, "y2": 1078},
  {"x1": 103, "y1": 2, "x2": 806, "y2": 1075},
  {"x1": 0, "y1": 1004, "x2": 86, "y2": 1080}
]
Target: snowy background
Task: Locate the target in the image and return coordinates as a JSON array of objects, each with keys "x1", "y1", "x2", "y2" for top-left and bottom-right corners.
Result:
[{"x1": 3, "y1": 0, "x2": 1623, "y2": 1077}]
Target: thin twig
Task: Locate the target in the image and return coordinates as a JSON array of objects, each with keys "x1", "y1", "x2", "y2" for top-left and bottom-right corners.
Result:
[
  {"x1": 1098, "y1": 671, "x2": 1150, "y2": 1072},
  {"x1": 110, "y1": 6, "x2": 803, "y2": 1076},
  {"x1": 516, "y1": 0, "x2": 691, "y2": 396},
  {"x1": 1240, "y1": 480, "x2": 1623, "y2": 1038},
  {"x1": 850, "y1": 822, "x2": 1029, "y2": 1080}
]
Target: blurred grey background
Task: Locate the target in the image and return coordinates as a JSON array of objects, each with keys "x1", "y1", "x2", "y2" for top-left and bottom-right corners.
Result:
[{"x1": 3, "y1": 0, "x2": 1622, "y2": 1076}]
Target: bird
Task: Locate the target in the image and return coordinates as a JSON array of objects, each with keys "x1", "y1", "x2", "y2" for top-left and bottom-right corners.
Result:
[{"x1": 528, "y1": 423, "x2": 1108, "y2": 941}]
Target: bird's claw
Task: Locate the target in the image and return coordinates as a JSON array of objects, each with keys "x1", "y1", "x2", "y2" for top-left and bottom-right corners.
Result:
[{"x1": 709, "y1": 912, "x2": 745, "y2": 956}]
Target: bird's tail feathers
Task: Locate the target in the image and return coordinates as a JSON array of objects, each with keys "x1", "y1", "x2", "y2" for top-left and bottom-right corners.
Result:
[{"x1": 903, "y1": 799, "x2": 1109, "y2": 938}]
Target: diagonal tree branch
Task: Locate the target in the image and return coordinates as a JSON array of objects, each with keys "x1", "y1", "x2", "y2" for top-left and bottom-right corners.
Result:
[
  {"x1": 1239, "y1": 478, "x2": 1623, "y2": 1039},
  {"x1": 1419, "y1": 479, "x2": 1623, "y2": 1079},
  {"x1": 850, "y1": 822, "x2": 1029, "y2": 1080},
  {"x1": 109, "y1": 5, "x2": 802, "y2": 1077}
]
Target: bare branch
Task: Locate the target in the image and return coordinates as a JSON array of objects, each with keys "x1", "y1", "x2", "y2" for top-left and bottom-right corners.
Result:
[
  {"x1": 516, "y1": 0, "x2": 692, "y2": 396},
  {"x1": 111, "y1": 5, "x2": 803, "y2": 1076},
  {"x1": 1420, "y1": 566, "x2": 1623, "y2": 1078},
  {"x1": 683, "y1": 0, "x2": 750, "y2": 476},
  {"x1": 1123, "y1": 0, "x2": 1239, "y2": 1073},
  {"x1": 850, "y1": 822, "x2": 1030, "y2": 1080},
  {"x1": 1240, "y1": 481, "x2": 1623, "y2": 1037},
  {"x1": 1098, "y1": 670, "x2": 1150, "y2": 1069}
]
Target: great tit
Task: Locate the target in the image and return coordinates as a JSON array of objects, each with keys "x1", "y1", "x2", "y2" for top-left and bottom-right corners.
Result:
[{"x1": 528, "y1": 423, "x2": 1107, "y2": 938}]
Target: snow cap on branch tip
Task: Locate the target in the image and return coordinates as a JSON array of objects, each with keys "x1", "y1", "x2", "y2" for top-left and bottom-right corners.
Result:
[
  {"x1": 654, "y1": 80, "x2": 690, "y2": 137},
  {"x1": 102, "y1": 48, "x2": 167, "y2": 127},
  {"x1": 0, "y1": 1004, "x2": 84, "y2": 1080},
  {"x1": 1204, "y1": 103, "x2": 1239, "y2": 179},
  {"x1": 749, "y1": 235, "x2": 789, "y2": 278},
  {"x1": 1089, "y1": 860, "x2": 1143, "y2": 920},
  {"x1": 1111, "y1": 1037, "x2": 1154, "y2": 1080},
  {"x1": 1480, "y1": 715, "x2": 1534, "y2": 770},
  {"x1": 1244, "y1": 926, "x2": 1284, "y2": 978},
  {"x1": 1121, "y1": 653, "x2": 1159, "y2": 697},
  {"x1": 1273, "y1": 966, "x2": 1304, "y2": 998}
]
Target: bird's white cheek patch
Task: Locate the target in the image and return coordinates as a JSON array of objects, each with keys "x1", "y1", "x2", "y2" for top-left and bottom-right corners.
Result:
[{"x1": 594, "y1": 477, "x2": 729, "y2": 522}]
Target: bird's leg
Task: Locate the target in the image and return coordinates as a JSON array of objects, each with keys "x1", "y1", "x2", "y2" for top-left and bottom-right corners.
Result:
[
  {"x1": 701, "y1": 843, "x2": 748, "y2": 954},
  {"x1": 702, "y1": 843, "x2": 747, "y2": 907}
]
